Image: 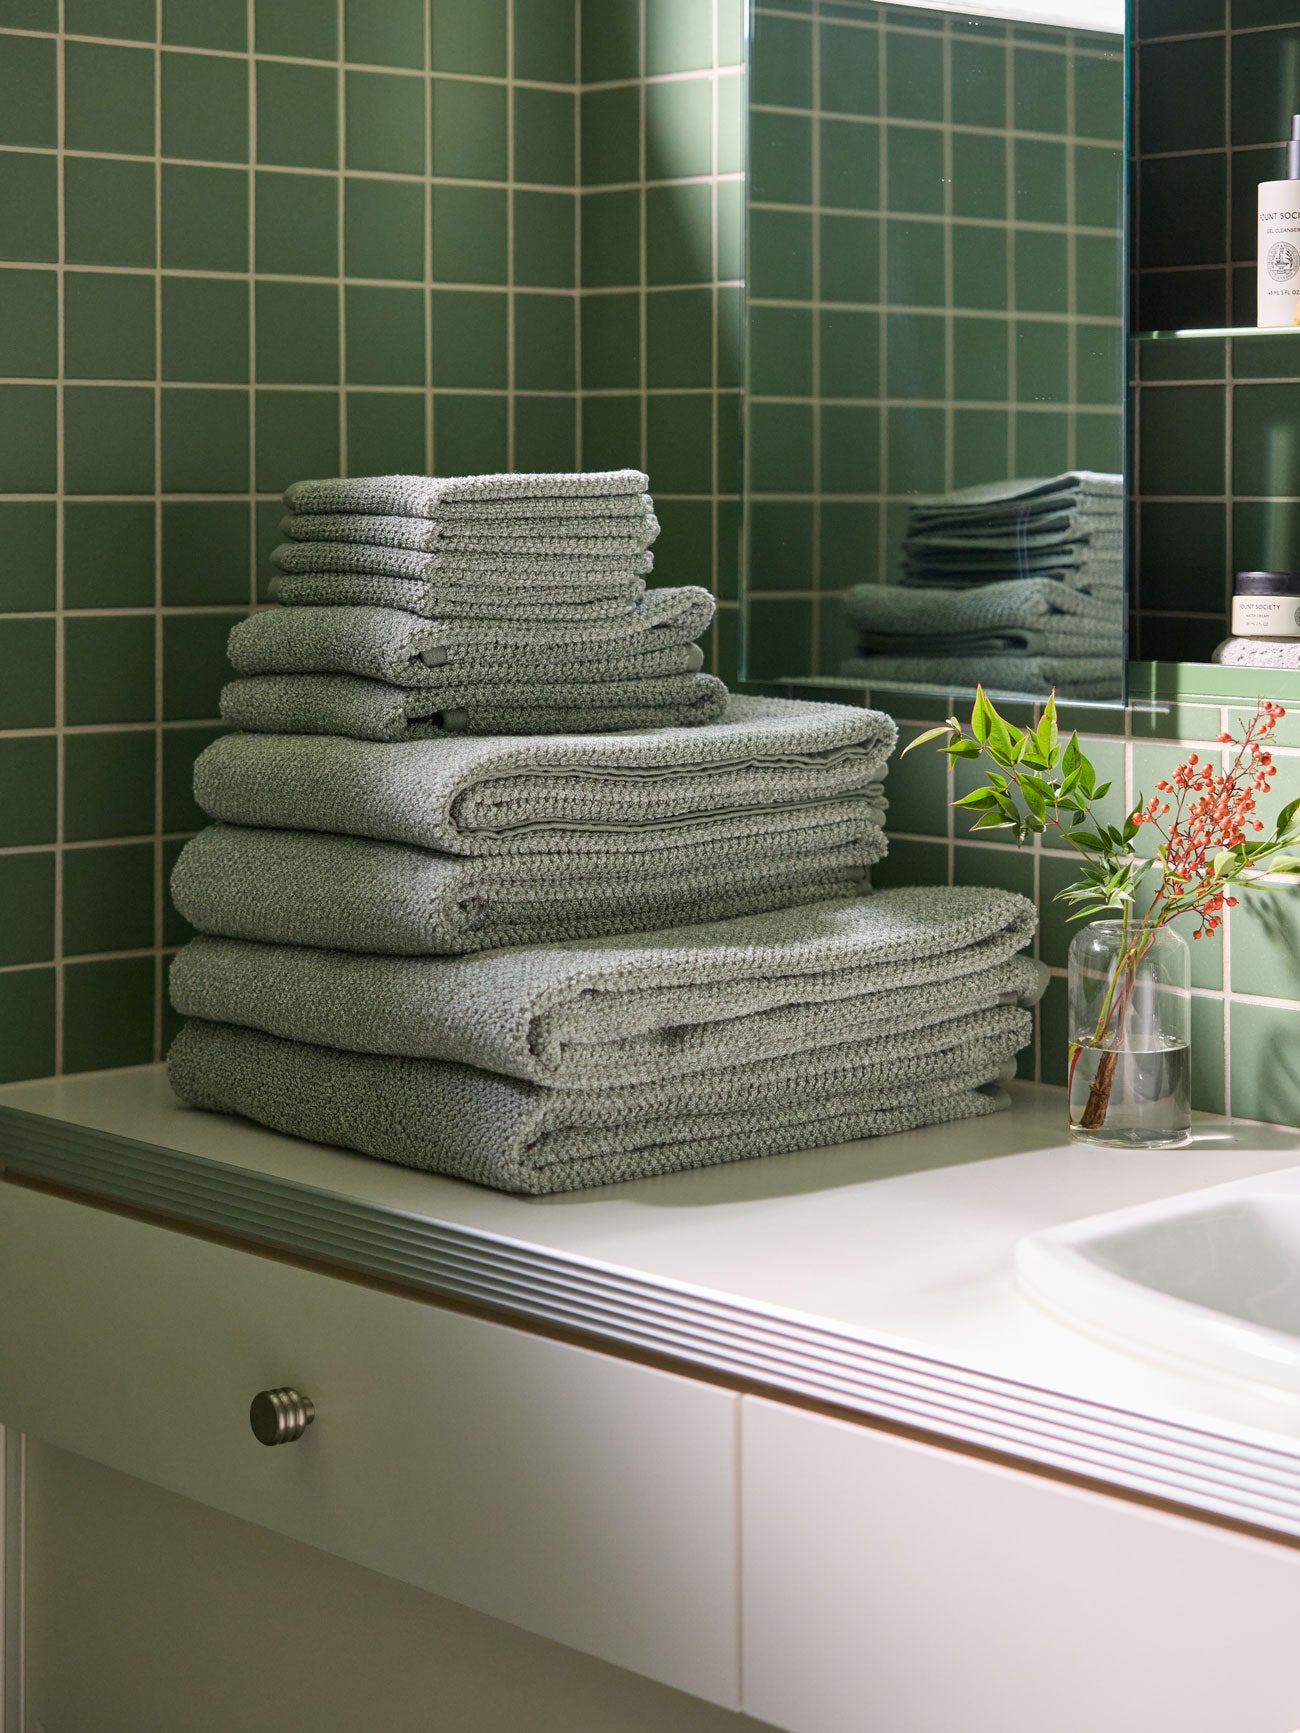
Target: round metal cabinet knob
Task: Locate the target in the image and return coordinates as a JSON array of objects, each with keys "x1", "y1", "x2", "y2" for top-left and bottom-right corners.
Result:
[{"x1": 249, "y1": 1387, "x2": 315, "y2": 1447}]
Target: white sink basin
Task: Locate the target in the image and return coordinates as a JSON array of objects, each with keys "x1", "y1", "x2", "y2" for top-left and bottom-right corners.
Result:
[{"x1": 1015, "y1": 1168, "x2": 1300, "y2": 1398}]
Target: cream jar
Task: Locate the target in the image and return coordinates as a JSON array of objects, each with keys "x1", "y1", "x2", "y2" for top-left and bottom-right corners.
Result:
[{"x1": 1230, "y1": 571, "x2": 1300, "y2": 639}]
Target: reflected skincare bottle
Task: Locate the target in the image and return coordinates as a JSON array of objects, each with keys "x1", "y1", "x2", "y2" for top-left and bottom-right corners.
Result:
[{"x1": 1258, "y1": 116, "x2": 1300, "y2": 326}]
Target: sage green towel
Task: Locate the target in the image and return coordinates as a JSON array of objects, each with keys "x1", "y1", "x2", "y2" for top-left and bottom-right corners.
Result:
[
  {"x1": 285, "y1": 468, "x2": 649, "y2": 519},
  {"x1": 280, "y1": 511, "x2": 659, "y2": 556},
  {"x1": 169, "y1": 886, "x2": 1042, "y2": 1085},
  {"x1": 167, "y1": 1011, "x2": 1028, "y2": 1194}
]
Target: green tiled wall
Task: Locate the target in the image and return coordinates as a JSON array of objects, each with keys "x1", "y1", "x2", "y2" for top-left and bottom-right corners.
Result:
[
  {"x1": 1131, "y1": 1, "x2": 1300, "y2": 664},
  {"x1": 745, "y1": 1, "x2": 1125, "y2": 680}
]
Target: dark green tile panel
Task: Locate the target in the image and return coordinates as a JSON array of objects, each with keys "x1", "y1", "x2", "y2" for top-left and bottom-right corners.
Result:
[
  {"x1": 64, "y1": 616, "x2": 155, "y2": 725},
  {"x1": 64, "y1": 158, "x2": 155, "y2": 267},
  {"x1": 63, "y1": 843, "x2": 155, "y2": 957},
  {"x1": 63, "y1": 732, "x2": 154, "y2": 842},
  {"x1": 163, "y1": 613, "x2": 244, "y2": 721},
  {"x1": 257, "y1": 170, "x2": 339, "y2": 277},
  {"x1": 162, "y1": 165, "x2": 248, "y2": 271},
  {"x1": 65, "y1": 502, "x2": 156, "y2": 609},
  {"x1": 0, "y1": 969, "x2": 56, "y2": 1084},
  {"x1": 64, "y1": 41, "x2": 155, "y2": 155},
  {"x1": 0, "y1": 32, "x2": 54, "y2": 147},
  {"x1": 62, "y1": 956, "x2": 156, "y2": 1072},
  {"x1": 162, "y1": 502, "x2": 251, "y2": 606},
  {"x1": 161, "y1": 50, "x2": 248, "y2": 163},
  {"x1": 0, "y1": 503, "x2": 55, "y2": 611},
  {"x1": 0, "y1": 851, "x2": 55, "y2": 966},
  {"x1": 432, "y1": 77, "x2": 508, "y2": 182},
  {"x1": 0, "y1": 151, "x2": 58, "y2": 262},
  {"x1": 64, "y1": 272, "x2": 154, "y2": 381}
]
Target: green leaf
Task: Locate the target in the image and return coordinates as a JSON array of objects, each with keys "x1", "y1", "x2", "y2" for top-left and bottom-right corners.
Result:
[
  {"x1": 1061, "y1": 731, "x2": 1081, "y2": 778},
  {"x1": 953, "y1": 787, "x2": 1000, "y2": 810},
  {"x1": 971, "y1": 810, "x2": 1012, "y2": 830},
  {"x1": 900, "y1": 725, "x2": 952, "y2": 756},
  {"x1": 1022, "y1": 783, "x2": 1048, "y2": 823},
  {"x1": 1276, "y1": 796, "x2": 1300, "y2": 831},
  {"x1": 970, "y1": 688, "x2": 992, "y2": 745},
  {"x1": 1092, "y1": 780, "x2": 1111, "y2": 802},
  {"x1": 1035, "y1": 693, "x2": 1058, "y2": 764}
]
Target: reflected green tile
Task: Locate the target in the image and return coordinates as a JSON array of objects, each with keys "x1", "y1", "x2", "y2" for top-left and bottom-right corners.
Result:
[
  {"x1": 256, "y1": 61, "x2": 338, "y2": 168},
  {"x1": 748, "y1": 207, "x2": 814, "y2": 302},
  {"x1": 647, "y1": 287, "x2": 712, "y2": 389},
  {"x1": 64, "y1": 41, "x2": 154, "y2": 155},
  {"x1": 884, "y1": 27, "x2": 942, "y2": 121},
  {"x1": 1140, "y1": 384, "x2": 1226, "y2": 496},
  {"x1": 256, "y1": 281, "x2": 338, "y2": 383},
  {"x1": 63, "y1": 956, "x2": 156, "y2": 1073},
  {"x1": 63, "y1": 731, "x2": 154, "y2": 841},
  {"x1": 430, "y1": 288, "x2": 508, "y2": 387},
  {"x1": 254, "y1": 0, "x2": 338, "y2": 57},
  {"x1": 63, "y1": 616, "x2": 154, "y2": 726},
  {"x1": 748, "y1": 501, "x2": 814, "y2": 591},
  {"x1": 432, "y1": 185, "x2": 508, "y2": 284},
  {"x1": 1016, "y1": 318, "x2": 1068, "y2": 404},
  {"x1": 63, "y1": 842, "x2": 155, "y2": 957},
  {"x1": 1075, "y1": 141, "x2": 1121, "y2": 231},
  {"x1": 257, "y1": 169, "x2": 339, "y2": 277},
  {"x1": 162, "y1": 277, "x2": 249, "y2": 384},
  {"x1": 645, "y1": 0, "x2": 712, "y2": 75},
  {"x1": 431, "y1": 77, "x2": 508, "y2": 182},
  {"x1": 162, "y1": 501, "x2": 250, "y2": 606},
  {"x1": 162, "y1": 164, "x2": 248, "y2": 271},
  {"x1": 65, "y1": 502, "x2": 156, "y2": 609},
  {"x1": 819, "y1": 213, "x2": 880, "y2": 304},
  {"x1": 954, "y1": 409, "x2": 1010, "y2": 488},
  {"x1": 64, "y1": 386, "x2": 153, "y2": 494},
  {"x1": 431, "y1": 0, "x2": 506, "y2": 73},
  {"x1": 750, "y1": 304, "x2": 813, "y2": 398},
  {"x1": 345, "y1": 284, "x2": 424, "y2": 386},
  {"x1": 1231, "y1": 1001, "x2": 1300, "y2": 1127},
  {"x1": 163, "y1": 612, "x2": 242, "y2": 721},
  {"x1": 0, "y1": 503, "x2": 55, "y2": 610},
  {"x1": 1076, "y1": 234, "x2": 1121, "y2": 320},
  {"x1": 953, "y1": 317, "x2": 1008, "y2": 402},
  {"x1": 952, "y1": 222, "x2": 1009, "y2": 313},
  {"x1": 1015, "y1": 408, "x2": 1068, "y2": 476},
  {"x1": 254, "y1": 389, "x2": 339, "y2": 492},
  {"x1": 0, "y1": 151, "x2": 57, "y2": 263},
  {"x1": 749, "y1": 110, "x2": 813, "y2": 207},
  {"x1": 64, "y1": 157, "x2": 155, "y2": 267},
  {"x1": 646, "y1": 392, "x2": 712, "y2": 494},
  {"x1": 0, "y1": 970, "x2": 55, "y2": 1084},
  {"x1": 750, "y1": 12, "x2": 813, "y2": 108},
  {"x1": 951, "y1": 36, "x2": 1006, "y2": 130},
  {"x1": 950, "y1": 131, "x2": 1006, "y2": 221},
  {"x1": 886, "y1": 218, "x2": 946, "y2": 308},
  {"x1": 160, "y1": 387, "x2": 250, "y2": 491},
  {"x1": 579, "y1": 392, "x2": 640, "y2": 471},
  {"x1": 820, "y1": 403, "x2": 879, "y2": 494},
  {"x1": 64, "y1": 272, "x2": 153, "y2": 381},
  {"x1": 346, "y1": 69, "x2": 425, "y2": 174},
  {"x1": 1013, "y1": 229, "x2": 1068, "y2": 314},
  {"x1": 820, "y1": 501, "x2": 879, "y2": 581},
  {"x1": 344, "y1": 0, "x2": 424, "y2": 67},
  {"x1": 0, "y1": 619, "x2": 53, "y2": 727},
  {"x1": 0, "y1": 851, "x2": 54, "y2": 966},
  {"x1": 1074, "y1": 410, "x2": 1122, "y2": 474},
  {"x1": 884, "y1": 311, "x2": 942, "y2": 401},
  {"x1": 745, "y1": 596, "x2": 815, "y2": 682},
  {"x1": 1013, "y1": 136, "x2": 1067, "y2": 226},
  {"x1": 0, "y1": 32, "x2": 54, "y2": 147},
  {"x1": 869, "y1": 835, "x2": 949, "y2": 891},
  {"x1": 516, "y1": 86, "x2": 574, "y2": 188},
  {"x1": 432, "y1": 391, "x2": 509, "y2": 474},
  {"x1": 748, "y1": 401, "x2": 814, "y2": 493},
  {"x1": 346, "y1": 391, "x2": 427, "y2": 476},
  {"x1": 161, "y1": 50, "x2": 247, "y2": 163},
  {"x1": 645, "y1": 77, "x2": 711, "y2": 183},
  {"x1": 344, "y1": 176, "x2": 422, "y2": 280},
  {"x1": 819, "y1": 18, "x2": 879, "y2": 117},
  {"x1": 163, "y1": 0, "x2": 246, "y2": 50},
  {"x1": 886, "y1": 404, "x2": 945, "y2": 493},
  {"x1": 0, "y1": 266, "x2": 54, "y2": 377},
  {"x1": 1073, "y1": 49, "x2": 1122, "y2": 142},
  {"x1": 515, "y1": 293, "x2": 576, "y2": 392},
  {"x1": 820, "y1": 118, "x2": 880, "y2": 213}
]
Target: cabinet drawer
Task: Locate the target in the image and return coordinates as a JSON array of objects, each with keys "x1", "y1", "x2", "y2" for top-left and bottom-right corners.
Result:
[
  {"x1": 0, "y1": 1181, "x2": 741, "y2": 1707},
  {"x1": 742, "y1": 1398, "x2": 1300, "y2": 1733}
]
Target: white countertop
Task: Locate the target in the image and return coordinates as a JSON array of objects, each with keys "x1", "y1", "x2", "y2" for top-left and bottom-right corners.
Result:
[{"x1": 3, "y1": 1067, "x2": 1300, "y2": 1532}]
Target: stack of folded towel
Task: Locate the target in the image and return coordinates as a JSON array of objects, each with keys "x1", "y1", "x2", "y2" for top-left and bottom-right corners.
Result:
[
  {"x1": 841, "y1": 471, "x2": 1125, "y2": 699},
  {"x1": 228, "y1": 469, "x2": 726, "y2": 738}
]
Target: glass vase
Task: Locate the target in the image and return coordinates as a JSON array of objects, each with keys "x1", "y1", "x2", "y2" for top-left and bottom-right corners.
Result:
[{"x1": 1067, "y1": 920, "x2": 1191, "y2": 1148}]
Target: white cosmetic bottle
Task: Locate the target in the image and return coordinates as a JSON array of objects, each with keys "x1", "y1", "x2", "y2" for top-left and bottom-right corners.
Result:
[{"x1": 1258, "y1": 116, "x2": 1300, "y2": 327}]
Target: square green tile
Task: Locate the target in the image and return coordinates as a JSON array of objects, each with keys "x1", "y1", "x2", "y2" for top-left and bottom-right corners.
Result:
[
  {"x1": 255, "y1": 280, "x2": 338, "y2": 383},
  {"x1": 1076, "y1": 324, "x2": 1122, "y2": 407},
  {"x1": 1074, "y1": 409, "x2": 1122, "y2": 474},
  {"x1": 744, "y1": 596, "x2": 815, "y2": 683},
  {"x1": 579, "y1": 392, "x2": 640, "y2": 472},
  {"x1": 1139, "y1": 155, "x2": 1225, "y2": 271},
  {"x1": 161, "y1": 50, "x2": 249, "y2": 164},
  {"x1": 64, "y1": 41, "x2": 155, "y2": 155},
  {"x1": 645, "y1": 0, "x2": 712, "y2": 75},
  {"x1": 1231, "y1": 1001, "x2": 1300, "y2": 1128},
  {"x1": 750, "y1": 12, "x2": 813, "y2": 107},
  {"x1": 819, "y1": 19, "x2": 879, "y2": 117},
  {"x1": 750, "y1": 110, "x2": 814, "y2": 207},
  {"x1": 1232, "y1": 499, "x2": 1300, "y2": 576},
  {"x1": 1016, "y1": 317, "x2": 1068, "y2": 404},
  {"x1": 513, "y1": 395, "x2": 576, "y2": 473},
  {"x1": 886, "y1": 123, "x2": 944, "y2": 215},
  {"x1": 432, "y1": 392, "x2": 507, "y2": 473},
  {"x1": 1135, "y1": 0, "x2": 1222, "y2": 33},
  {"x1": 747, "y1": 207, "x2": 813, "y2": 302},
  {"x1": 950, "y1": 131, "x2": 1005, "y2": 222},
  {"x1": 164, "y1": 611, "x2": 243, "y2": 720},
  {"x1": 747, "y1": 401, "x2": 814, "y2": 493},
  {"x1": 345, "y1": 390, "x2": 426, "y2": 475},
  {"x1": 255, "y1": 498, "x2": 284, "y2": 595},
  {"x1": 868, "y1": 835, "x2": 949, "y2": 891},
  {"x1": 64, "y1": 157, "x2": 155, "y2": 267},
  {"x1": 514, "y1": 86, "x2": 574, "y2": 188},
  {"x1": 255, "y1": 0, "x2": 338, "y2": 58},
  {"x1": 1013, "y1": 136, "x2": 1067, "y2": 226},
  {"x1": 819, "y1": 213, "x2": 879, "y2": 304},
  {"x1": 65, "y1": 0, "x2": 154, "y2": 38},
  {"x1": 1013, "y1": 44, "x2": 1067, "y2": 134},
  {"x1": 0, "y1": 851, "x2": 55, "y2": 966},
  {"x1": 63, "y1": 731, "x2": 154, "y2": 841},
  {"x1": 1074, "y1": 142, "x2": 1121, "y2": 231},
  {"x1": 953, "y1": 316, "x2": 1008, "y2": 402},
  {"x1": 748, "y1": 501, "x2": 814, "y2": 591},
  {"x1": 257, "y1": 61, "x2": 338, "y2": 168},
  {"x1": 1230, "y1": 27, "x2": 1300, "y2": 150},
  {"x1": 0, "y1": 735, "x2": 56, "y2": 846},
  {"x1": 749, "y1": 303, "x2": 812, "y2": 398},
  {"x1": 950, "y1": 36, "x2": 1006, "y2": 130},
  {"x1": 820, "y1": 500, "x2": 878, "y2": 581},
  {"x1": 256, "y1": 170, "x2": 338, "y2": 277},
  {"x1": 952, "y1": 843, "x2": 1034, "y2": 901},
  {"x1": 163, "y1": 276, "x2": 249, "y2": 384},
  {"x1": 515, "y1": 0, "x2": 574, "y2": 83},
  {"x1": 1076, "y1": 234, "x2": 1121, "y2": 320},
  {"x1": 254, "y1": 388, "x2": 340, "y2": 491},
  {"x1": 824, "y1": 307, "x2": 882, "y2": 401},
  {"x1": 1139, "y1": 35, "x2": 1223, "y2": 155},
  {"x1": 718, "y1": 284, "x2": 742, "y2": 389},
  {"x1": 514, "y1": 293, "x2": 576, "y2": 392},
  {"x1": 162, "y1": 501, "x2": 250, "y2": 605},
  {"x1": 953, "y1": 407, "x2": 1010, "y2": 488},
  {"x1": 344, "y1": 176, "x2": 423, "y2": 280},
  {"x1": 345, "y1": 284, "x2": 424, "y2": 386},
  {"x1": 0, "y1": 502, "x2": 55, "y2": 610},
  {"x1": 163, "y1": 0, "x2": 247, "y2": 50},
  {"x1": 820, "y1": 402, "x2": 880, "y2": 494},
  {"x1": 0, "y1": 0, "x2": 56, "y2": 27},
  {"x1": 162, "y1": 836, "x2": 195, "y2": 944},
  {"x1": 580, "y1": 189, "x2": 639, "y2": 290},
  {"x1": 0, "y1": 33, "x2": 54, "y2": 147},
  {"x1": 1014, "y1": 407, "x2": 1068, "y2": 477},
  {"x1": 161, "y1": 387, "x2": 251, "y2": 491},
  {"x1": 646, "y1": 287, "x2": 712, "y2": 389},
  {"x1": 63, "y1": 956, "x2": 157, "y2": 1073},
  {"x1": 645, "y1": 182, "x2": 713, "y2": 286},
  {"x1": 64, "y1": 615, "x2": 154, "y2": 725},
  {"x1": 1140, "y1": 383, "x2": 1226, "y2": 496},
  {"x1": 884, "y1": 310, "x2": 941, "y2": 401},
  {"x1": 162, "y1": 724, "x2": 225, "y2": 832},
  {"x1": 428, "y1": 288, "x2": 508, "y2": 389},
  {"x1": 886, "y1": 217, "x2": 947, "y2": 308},
  {"x1": 63, "y1": 842, "x2": 155, "y2": 956},
  {"x1": 1013, "y1": 228, "x2": 1068, "y2": 314},
  {"x1": 513, "y1": 189, "x2": 574, "y2": 289},
  {"x1": 884, "y1": 27, "x2": 942, "y2": 121},
  {"x1": 1231, "y1": 332, "x2": 1300, "y2": 381},
  {"x1": 0, "y1": 266, "x2": 55, "y2": 377},
  {"x1": 1229, "y1": 886, "x2": 1300, "y2": 1002},
  {"x1": 581, "y1": 85, "x2": 640, "y2": 190},
  {"x1": 717, "y1": 71, "x2": 744, "y2": 176},
  {"x1": 162, "y1": 164, "x2": 249, "y2": 271},
  {"x1": 344, "y1": 0, "x2": 424, "y2": 68},
  {"x1": 580, "y1": 0, "x2": 638, "y2": 82},
  {"x1": 816, "y1": 118, "x2": 878, "y2": 215},
  {"x1": 880, "y1": 725, "x2": 949, "y2": 837},
  {"x1": 885, "y1": 402, "x2": 945, "y2": 493},
  {"x1": 64, "y1": 271, "x2": 154, "y2": 381},
  {"x1": 431, "y1": 0, "x2": 506, "y2": 76},
  {"x1": 432, "y1": 185, "x2": 508, "y2": 284},
  {"x1": 0, "y1": 969, "x2": 55, "y2": 1084},
  {"x1": 64, "y1": 386, "x2": 153, "y2": 494},
  {"x1": 431, "y1": 76, "x2": 508, "y2": 182},
  {"x1": 580, "y1": 291, "x2": 639, "y2": 390},
  {"x1": 345, "y1": 69, "x2": 425, "y2": 175},
  {"x1": 1140, "y1": 501, "x2": 1225, "y2": 614},
  {"x1": 646, "y1": 392, "x2": 712, "y2": 494},
  {"x1": 1187, "y1": 994, "x2": 1225, "y2": 1117},
  {"x1": 0, "y1": 618, "x2": 53, "y2": 726},
  {"x1": 65, "y1": 501, "x2": 156, "y2": 608},
  {"x1": 0, "y1": 151, "x2": 57, "y2": 262},
  {"x1": 1234, "y1": 382, "x2": 1300, "y2": 497}
]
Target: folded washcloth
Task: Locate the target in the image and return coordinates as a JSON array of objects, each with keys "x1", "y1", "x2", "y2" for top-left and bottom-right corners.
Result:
[
  {"x1": 170, "y1": 802, "x2": 890, "y2": 954},
  {"x1": 167, "y1": 1010, "x2": 1029, "y2": 1193},
  {"x1": 193, "y1": 694, "x2": 898, "y2": 855},
  {"x1": 841, "y1": 652, "x2": 1123, "y2": 699},
  {"x1": 280, "y1": 512, "x2": 660, "y2": 557},
  {"x1": 906, "y1": 472, "x2": 1123, "y2": 524},
  {"x1": 170, "y1": 886, "x2": 1042, "y2": 1085},
  {"x1": 898, "y1": 560, "x2": 1122, "y2": 594},
  {"x1": 285, "y1": 468, "x2": 649, "y2": 519},
  {"x1": 227, "y1": 592, "x2": 713, "y2": 686},
  {"x1": 1212, "y1": 637, "x2": 1300, "y2": 670},
  {"x1": 846, "y1": 578, "x2": 1120, "y2": 648},
  {"x1": 220, "y1": 670, "x2": 730, "y2": 740}
]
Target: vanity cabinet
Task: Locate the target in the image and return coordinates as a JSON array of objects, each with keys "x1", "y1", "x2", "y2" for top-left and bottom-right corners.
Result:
[
  {"x1": 741, "y1": 1398, "x2": 1300, "y2": 1733},
  {"x1": 0, "y1": 1181, "x2": 742, "y2": 1709}
]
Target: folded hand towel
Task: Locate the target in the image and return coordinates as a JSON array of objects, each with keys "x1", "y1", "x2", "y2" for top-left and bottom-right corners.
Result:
[
  {"x1": 220, "y1": 670, "x2": 729, "y2": 739},
  {"x1": 171, "y1": 804, "x2": 889, "y2": 954},
  {"x1": 384, "y1": 492, "x2": 655, "y2": 526},
  {"x1": 846, "y1": 578, "x2": 1120, "y2": 640},
  {"x1": 170, "y1": 885, "x2": 1042, "y2": 1085},
  {"x1": 841, "y1": 651, "x2": 1123, "y2": 699},
  {"x1": 906, "y1": 472, "x2": 1123, "y2": 521},
  {"x1": 280, "y1": 512, "x2": 660, "y2": 557},
  {"x1": 285, "y1": 469, "x2": 649, "y2": 519},
  {"x1": 228, "y1": 593, "x2": 713, "y2": 686},
  {"x1": 193, "y1": 694, "x2": 898, "y2": 855},
  {"x1": 167, "y1": 1011, "x2": 1028, "y2": 1193}
]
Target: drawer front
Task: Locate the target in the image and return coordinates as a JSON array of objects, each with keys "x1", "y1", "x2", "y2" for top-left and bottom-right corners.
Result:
[
  {"x1": 0, "y1": 1182, "x2": 741, "y2": 1707},
  {"x1": 742, "y1": 1398, "x2": 1300, "y2": 1733}
]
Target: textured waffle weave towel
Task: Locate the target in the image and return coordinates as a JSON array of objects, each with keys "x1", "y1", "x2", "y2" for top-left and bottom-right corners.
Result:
[
  {"x1": 285, "y1": 468, "x2": 649, "y2": 518},
  {"x1": 193, "y1": 694, "x2": 898, "y2": 855},
  {"x1": 167, "y1": 1010, "x2": 1029, "y2": 1194},
  {"x1": 169, "y1": 886, "x2": 1042, "y2": 1085},
  {"x1": 170, "y1": 804, "x2": 889, "y2": 955},
  {"x1": 279, "y1": 510, "x2": 659, "y2": 556},
  {"x1": 845, "y1": 578, "x2": 1121, "y2": 656}
]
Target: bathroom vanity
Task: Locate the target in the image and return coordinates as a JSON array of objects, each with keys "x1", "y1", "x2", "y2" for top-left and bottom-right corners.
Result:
[{"x1": 1, "y1": 1071, "x2": 1298, "y2": 1733}]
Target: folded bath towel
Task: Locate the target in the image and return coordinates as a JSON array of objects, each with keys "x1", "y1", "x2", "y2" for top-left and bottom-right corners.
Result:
[
  {"x1": 227, "y1": 593, "x2": 713, "y2": 687},
  {"x1": 285, "y1": 468, "x2": 649, "y2": 519},
  {"x1": 220, "y1": 670, "x2": 729, "y2": 740},
  {"x1": 170, "y1": 803, "x2": 890, "y2": 954},
  {"x1": 170, "y1": 885, "x2": 1042, "y2": 1085},
  {"x1": 167, "y1": 1010, "x2": 1029, "y2": 1193},
  {"x1": 845, "y1": 578, "x2": 1120, "y2": 651},
  {"x1": 841, "y1": 652, "x2": 1123, "y2": 699},
  {"x1": 280, "y1": 512, "x2": 660, "y2": 558},
  {"x1": 193, "y1": 694, "x2": 898, "y2": 855}
]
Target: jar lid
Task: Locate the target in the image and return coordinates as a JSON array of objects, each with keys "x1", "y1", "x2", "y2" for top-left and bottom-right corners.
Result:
[{"x1": 1235, "y1": 571, "x2": 1300, "y2": 595}]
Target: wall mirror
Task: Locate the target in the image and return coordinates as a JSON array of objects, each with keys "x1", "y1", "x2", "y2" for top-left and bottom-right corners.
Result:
[{"x1": 741, "y1": 0, "x2": 1127, "y2": 706}]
